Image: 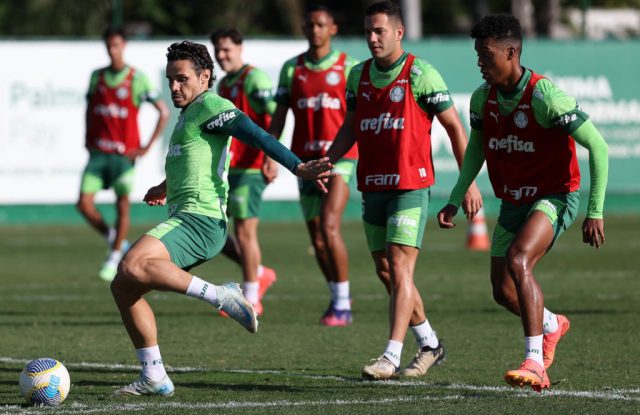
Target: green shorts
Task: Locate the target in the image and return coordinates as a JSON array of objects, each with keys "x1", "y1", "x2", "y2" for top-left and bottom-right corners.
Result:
[
  {"x1": 491, "y1": 192, "x2": 580, "y2": 257},
  {"x1": 227, "y1": 171, "x2": 267, "y2": 219},
  {"x1": 80, "y1": 150, "x2": 135, "y2": 196},
  {"x1": 146, "y1": 211, "x2": 227, "y2": 271},
  {"x1": 298, "y1": 158, "x2": 356, "y2": 221},
  {"x1": 362, "y1": 188, "x2": 430, "y2": 252}
]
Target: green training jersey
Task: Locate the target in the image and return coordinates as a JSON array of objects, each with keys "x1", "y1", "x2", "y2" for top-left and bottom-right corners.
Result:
[
  {"x1": 346, "y1": 52, "x2": 454, "y2": 115},
  {"x1": 275, "y1": 49, "x2": 358, "y2": 105},
  {"x1": 217, "y1": 64, "x2": 276, "y2": 115},
  {"x1": 87, "y1": 65, "x2": 160, "y2": 107},
  {"x1": 165, "y1": 91, "x2": 243, "y2": 220}
]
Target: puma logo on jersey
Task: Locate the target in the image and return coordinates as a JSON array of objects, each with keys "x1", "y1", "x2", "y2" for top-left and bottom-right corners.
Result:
[
  {"x1": 488, "y1": 134, "x2": 535, "y2": 153},
  {"x1": 361, "y1": 92, "x2": 372, "y2": 101},
  {"x1": 297, "y1": 74, "x2": 308, "y2": 82},
  {"x1": 359, "y1": 113, "x2": 405, "y2": 135},
  {"x1": 489, "y1": 111, "x2": 499, "y2": 124}
]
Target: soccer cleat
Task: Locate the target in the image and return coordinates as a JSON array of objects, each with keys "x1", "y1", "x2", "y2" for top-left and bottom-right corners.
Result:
[
  {"x1": 399, "y1": 341, "x2": 447, "y2": 377},
  {"x1": 113, "y1": 374, "x2": 174, "y2": 397},
  {"x1": 258, "y1": 267, "x2": 277, "y2": 299},
  {"x1": 362, "y1": 356, "x2": 399, "y2": 380},
  {"x1": 217, "y1": 282, "x2": 258, "y2": 334},
  {"x1": 504, "y1": 359, "x2": 550, "y2": 392},
  {"x1": 98, "y1": 257, "x2": 119, "y2": 282},
  {"x1": 319, "y1": 305, "x2": 353, "y2": 327},
  {"x1": 543, "y1": 314, "x2": 570, "y2": 369}
]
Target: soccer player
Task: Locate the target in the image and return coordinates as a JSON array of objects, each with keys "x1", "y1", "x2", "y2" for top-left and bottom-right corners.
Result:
[
  {"x1": 211, "y1": 28, "x2": 278, "y2": 315},
  {"x1": 323, "y1": 1, "x2": 482, "y2": 379},
  {"x1": 269, "y1": 5, "x2": 359, "y2": 326},
  {"x1": 437, "y1": 14, "x2": 608, "y2": 391},
  {"x1": 110, "y1": 41, "x2": 334, "y2": 396},
  {"x1": 78, "y1": 26, "x2": 170, "y2": 282}
]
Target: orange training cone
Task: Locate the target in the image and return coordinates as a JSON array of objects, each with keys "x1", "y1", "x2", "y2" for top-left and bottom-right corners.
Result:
[{"x1": 466, "y1": 207, "x2": 490, "y2": 251}]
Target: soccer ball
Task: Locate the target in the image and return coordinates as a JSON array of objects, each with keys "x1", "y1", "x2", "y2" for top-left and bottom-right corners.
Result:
[{"x1": 19, "y1": 358, "x2": 70, "y2": 406}]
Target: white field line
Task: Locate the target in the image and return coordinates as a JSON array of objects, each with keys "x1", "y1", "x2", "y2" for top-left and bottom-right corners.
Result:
[
  {"x1": 2, "y1": 395, "x2": 464, "y2": 415},
  {"x1": 1, "y1": 356, "x2": 639, "y2": 415}
]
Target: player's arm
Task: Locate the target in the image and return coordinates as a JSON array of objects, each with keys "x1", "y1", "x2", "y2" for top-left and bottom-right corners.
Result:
[
  {"x1": 537, "y1": 79, "x2": 608, "y2": 248},
  {"x1": 326, "y1": 111, "x2": 357, "y2": 164},
  {"x1": 219, "y1": 112, "x2": 333, "y2": 182},
  {"x1": 435, "y1": 107, "x2": 483, "y2": 218},
  {"x1": 437, "y1": 128, "x2": 486, "y2": 228},
  {"x1": 143, "y1": 99, "x2": 170, "y2": 153},
  {"x1": 572, "y1": 120, "x2": 609, "y2": 248},
  {"x1": 244, "y1": 69, "x2": 279, "y2": 183}
]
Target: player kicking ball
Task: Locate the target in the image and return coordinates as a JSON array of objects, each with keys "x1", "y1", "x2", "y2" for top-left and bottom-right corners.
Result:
[
  {"x1": 438, "y1": 14, "x2": 608, "y2": 391},
  {"x1": 110, "y1": 41, "x2": 334, "y2": 396}
]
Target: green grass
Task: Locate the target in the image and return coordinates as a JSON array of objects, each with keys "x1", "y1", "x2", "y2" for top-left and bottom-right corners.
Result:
[{"x1": 0, "y1": 216, "x2": 639, "y2": 414}]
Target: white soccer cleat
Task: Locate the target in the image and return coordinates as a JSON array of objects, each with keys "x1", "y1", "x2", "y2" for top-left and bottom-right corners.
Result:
[
  {"x1": 98, "y1": 257, "x2": 119, "y2": 282},
  {"x1": 113, "y1": 374, "x2": 174, "y2": 397},
  {"x1": 362, "y1": 355, "x2": 399, "y2": 380},
  {"x1": 400, "y1": 341, "x2": 446, "y2": 377},
  {"x1": 217, "y1": 282, "x2": 258, "y2": 334}
]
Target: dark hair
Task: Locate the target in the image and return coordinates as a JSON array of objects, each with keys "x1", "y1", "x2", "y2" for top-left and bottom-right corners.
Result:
[
  {"x1": 210, "y1": 27, "x2": 243, "y2": 46},
  {"x1": 471, "y1": 14, "x2": 523, "y2": 46},
  {"x1": 166, "y1": 41, "x2": 216, "y2": 88},
  {"x1": 304, "y1": 4, "x2": 334, "y2": 21},
  {"x1": 365, "y1": 1, "x2": 404, "y2": 25},
  {"x1": 102, "y1": 25, "x2": 126, "y2": 42}
]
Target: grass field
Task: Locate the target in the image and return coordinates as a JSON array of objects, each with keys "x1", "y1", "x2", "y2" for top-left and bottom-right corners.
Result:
[{"x1": 0, "y1": 215, "x2": 639, "y2": 414}]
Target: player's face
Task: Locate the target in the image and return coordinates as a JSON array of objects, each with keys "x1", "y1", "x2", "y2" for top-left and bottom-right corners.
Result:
[
  {"x1": 166, "y1": 60, "x2": 211, "y2": 108},
  {"x1": 105, "y1": 34, "x2": 126, "y2": 65},
  {"x1": 364, "y1": 13, "x2": 404, "y2": 65},
  {"x1": 474, "y1": 38, "x2": 514, "y2": 85},
  {"x1": 214, "y1": 38, "x2": 243, "y2": 74},
  {"x1": 302, "y1": 11, "x2": 337, "y2": 48}
]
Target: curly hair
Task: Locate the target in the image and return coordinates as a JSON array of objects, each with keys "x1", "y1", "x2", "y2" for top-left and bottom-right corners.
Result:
[
  {"x1": 166, "y1": 41, "x2": 216, "y2": 88},
  {"x1": 471, "y1": 14, "x2": 522, "y2": 45}
]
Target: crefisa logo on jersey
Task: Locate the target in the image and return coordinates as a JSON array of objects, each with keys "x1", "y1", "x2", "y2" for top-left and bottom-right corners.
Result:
[
  {"x1": 389, "y1": 86, "x2": 405, "y2": 102},
  {"x1": 116, "y1": 87, "x2": 129, "y2": 100},
  {"x1": 514, "y1": 111, "x2": 528, "y2": 128},
  {"x1": 325, "y1": 71, "x2": 341, "y2": 86}
]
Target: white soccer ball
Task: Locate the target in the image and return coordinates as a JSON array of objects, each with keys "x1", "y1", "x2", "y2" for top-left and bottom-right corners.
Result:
[{"x1": 19, "y1": 358, "x2": 70, "y2": 406}]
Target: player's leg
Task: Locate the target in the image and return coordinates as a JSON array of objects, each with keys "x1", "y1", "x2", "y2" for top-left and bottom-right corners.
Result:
[
  {"x1": 76, "y1": 152, "x2": 110, "y2": 236},
  {"x1": 227, "y1": 173, "x2": 275, "y2": 315},
  {"x1": 111, "y1": 212, "x2": 258, "y2": 396},
  {"x1": 100, "y1": 160, "x2": 135, "y2": 281},
  {"x1": 234, "y1": 217, "x2": 262, "y2": 310},
  {"x1": 222, "y1": 232, "x2": 242, "y2": 264},
  {"x1": 318, "y1": 172, "x2": 352, "y2": 326},
  {"x1": 502, "y1": 210, "x2": 553, "y2": 390}
]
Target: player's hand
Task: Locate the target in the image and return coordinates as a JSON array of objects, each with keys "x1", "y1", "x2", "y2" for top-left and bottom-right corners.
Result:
[
  {"x1": 125, "y1": 146, "x2": 149, "y2": 161},
  {"x1": 582, "y1": 217, "x2": 605, "y2": 248},
  {"x1": 261, "y1": 158, "x2": 279, "y2": 184},
  {"x1": 294, "y1": 158, "x2": 335, "y2": 181},
  {"x1": 314, "y1": 177, "x2": 330, "y2": 194},
  {"x1": 461, "y1": 183, "x2": 483, "y2": 220},
  {"x1": 144, "y1": 184, "x2": 167, "y2": 206},
  {"x1": 437, "y1": 204, "x2": 459, "y2": 228}
]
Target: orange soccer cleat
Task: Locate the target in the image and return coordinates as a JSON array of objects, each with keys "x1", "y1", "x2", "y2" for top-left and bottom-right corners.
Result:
[
  {"x1": 504, "y1": 359, "x2": 550, "y2": 392},
  {"x1": 543, "y1": 314, "x2": 570, "y2": 369}
]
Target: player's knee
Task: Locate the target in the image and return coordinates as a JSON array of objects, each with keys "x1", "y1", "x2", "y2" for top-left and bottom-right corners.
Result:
[
  {"x1": 118, "y1": 253, "x2": 146, "y2": 283},
  {"x1": 76, "y1": 198, "x2": 90, "y2": 214},
  {"x1": 321, "y1": 216, "x2": 340, "y2": 240},
  {"x1": 505, "y1": 248, "x2": 528, "y2": 281}
]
